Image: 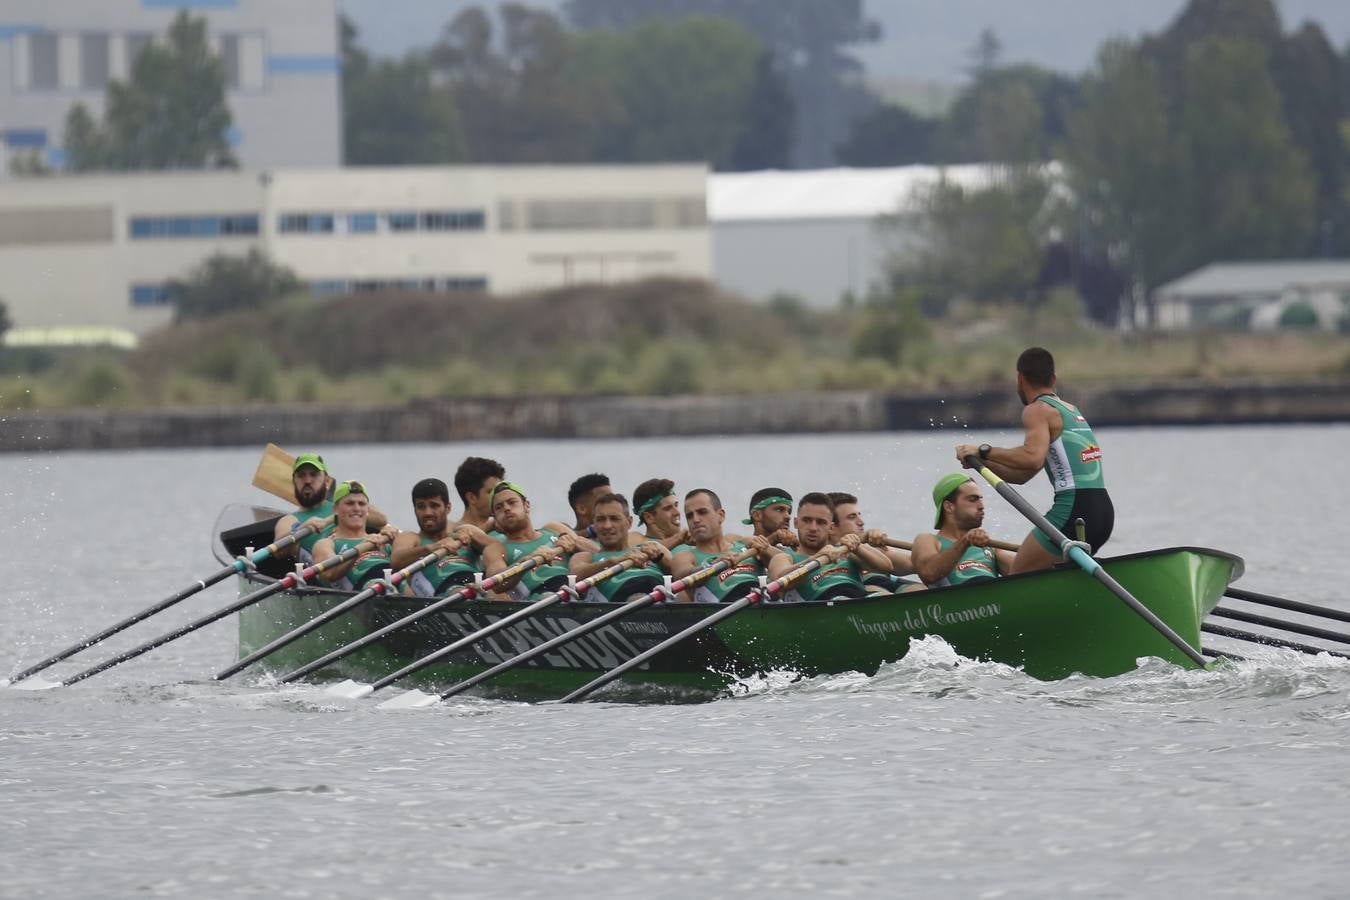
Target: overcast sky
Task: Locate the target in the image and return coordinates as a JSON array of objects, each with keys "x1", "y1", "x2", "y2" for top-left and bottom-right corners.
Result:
[{"x1": 340, "y1": 0, "x2": 1350, "y2": 82}]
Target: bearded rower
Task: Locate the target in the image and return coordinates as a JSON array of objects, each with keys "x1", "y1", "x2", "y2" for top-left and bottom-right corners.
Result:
[
  {"x1": 826, "y1": 491, "x2": 917, "y2": 589},
  {"x1": 744, "y1": 487, "x2": 795, "y2": 546},
  {"x1": 271, "y1": 452, "x2": 333, "y2": 563},
  {"x1": 672, "y1": 488, "x2": 791, "y2": 604},
  {"x1": 569, "y1": 493, "x2": 671, "y2": 603},
  {"x1": 312, "y1": 481, "x2": 399, "y2": 591},
  {"x1": 957, "y1": 346, "x2": 1114, "y2": 574},
  {"x1": 488, "y1": 481, "x2": 596, "y2": 601},
  {"x1": 782, "y1": 493, "x2": 892, "y2": 602},
  {"x1": 390, "y1": 477, "x2": 507, "y2": 597},
  {"x1": 911, "y1": 474, "x2": 1013, "y2": 588}
]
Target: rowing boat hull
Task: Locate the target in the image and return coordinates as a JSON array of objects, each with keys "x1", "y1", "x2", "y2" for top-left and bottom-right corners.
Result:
[{"x1": 236, "y1": 546, "x2": 1241, "y2": 699}]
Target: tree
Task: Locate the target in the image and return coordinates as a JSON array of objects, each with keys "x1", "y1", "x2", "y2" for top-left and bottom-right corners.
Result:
[
  {"x1": 64, "y1": 11, "x2": 235, "y2": 171},
  {"x1": 7, "y1": 151, "x2": 52, "y2": 177},
  {"x1": 0, "y1": 297, "x2": 11, "y2": 345},
  {"x1": 169, "y1": 250, "x2": 301, "y2": 322},
  {"x1": 835, "y1": 104, "x2": 937, "y2": 167},
  {"x1": 728, "y1": 51, "x2": 796, "y2": 170},
  {"x1": 342, "y1": 18, "x2": 467, "y2": 165},
  {"x1": 938, "y1": 64, "x2": 1078, "y2": 163},
  {"x1": 565, "y1": 0, "x2": 883, "y2": 167},
  {"x1": 967, "y1": 27, "x2": 1002, "y2": 77}
]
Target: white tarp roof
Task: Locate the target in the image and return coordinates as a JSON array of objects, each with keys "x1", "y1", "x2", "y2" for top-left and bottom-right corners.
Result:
[
  {"x1": 708, "y1": 164, "x2": 1006, "y2": 222},
  {"x1": 1157, "y1": 261, "x2": 1350, "y2": 299}
]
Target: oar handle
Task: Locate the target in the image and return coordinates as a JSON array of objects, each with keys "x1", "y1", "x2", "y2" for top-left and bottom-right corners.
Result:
[{"x1": 883, "y1": 535, "x2": 1018, "y2": 553}]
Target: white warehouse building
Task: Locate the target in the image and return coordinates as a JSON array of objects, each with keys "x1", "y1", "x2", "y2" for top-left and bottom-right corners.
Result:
[
  {"x1": 0, "y1": 0, "x2": 340, "y2": 173},
  {"x1": 0, "y1": 165, "x2": 711, "y2": 338}
]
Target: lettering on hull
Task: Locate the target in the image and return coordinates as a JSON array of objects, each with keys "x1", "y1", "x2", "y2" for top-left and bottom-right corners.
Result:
[{"x1": 846, "y1": 602, "x2": 1001, "y2": 639}]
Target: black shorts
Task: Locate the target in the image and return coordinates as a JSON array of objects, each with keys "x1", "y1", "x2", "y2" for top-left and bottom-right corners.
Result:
[
  {"x1": 607, "y1": 574, "x2": 663, "y2": 602},
  {"x1": 1036, "y1": 488, "x2": 1115, "y2": 554},
  {"x1": 430, "y1": 569, "x2": 475, "y2": 595},
  {"x1": 810, "y1": 582, "x2": 869, "y2": 603}
]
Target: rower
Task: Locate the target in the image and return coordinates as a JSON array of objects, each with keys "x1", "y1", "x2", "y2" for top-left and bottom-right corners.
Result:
[
  {"x1": 956, "y1": 346, "x2": 1114, "y2": 573},
  {"x1": 569, "y1": 493, "x2": 671, "y2": 602},
  {"x1": 271, "y1": 452, "x2": 333, "y2": 563},
  {"x1": 489, "y1": 481, "x2": 596, "y2": 601},
  {"x1": 672, "y1": 488, "x2": 791, "y2": 603},
  {"x1": 827, "y1": 491, "x2": 917, "y2": 586},
  {"x1": 390, "y1": 477, "x2": 506, "y2": 597},
  {"x1": 631, "y1": 477, "x2": 689, "y2": 549},
  {"x1": 781, "y1": 493, "x2": 892, "y2": 602},
  {"x1": 567, "y1": 473, "x2": 612, "y2": 535},
  {"x1": 312, "y1": 481, "x2": 399, "y2": 591},
  {"x1": 453, "y1": 456, "x2": 504, "y2": 530},
  {"x1": 910, "y1": 474, "x2": 1013, "y2": 588}
]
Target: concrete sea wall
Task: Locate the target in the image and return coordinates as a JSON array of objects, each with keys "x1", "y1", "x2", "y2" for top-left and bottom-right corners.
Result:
[{"x1": 1, "y1": 380, "x2": 1347, "y2": 452}]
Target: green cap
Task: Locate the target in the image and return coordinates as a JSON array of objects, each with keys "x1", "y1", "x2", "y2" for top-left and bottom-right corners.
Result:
[
  {"x1": 292, "y1": 452, "x2": 327, "y2": 474},
  {"x1": 332, "y1": 480, "x2": 370, "y2": 506},
  {"x1": 490, "y1": 481, "x2": 527, "y2": 506},
  {"x1": 932, "y1": 473, "x2": 972, "y2": 528}
]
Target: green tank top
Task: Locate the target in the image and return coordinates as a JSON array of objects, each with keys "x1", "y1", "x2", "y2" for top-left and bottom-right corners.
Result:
[
  {"x1": 292, "y1": 501, "x2": 334, "y2": 553},
  {"x1": 672, "y1": 542, "x2": 762, "y2": 602},
  {"x1": 420, "y1": 534, "x2": 480, "y2": 580},
  {"x1": 932, "y1": 536, "x2": 1000, "y2": 587},
  {"x1": 587, "y1": 549, "x2": 663, "y2": 601},
  {"x1": 495, "y1": 528, "x2": 569, "y2": 594},
  {"x1": 785, "y1": 550, "x2": 863, "y2": 601},
  {"x1": 331, "y1": 536, "x2": 392, "y2": 589},
  {"x1": 1036, "y1": 394, "x2": 1106, "y2": 493}
]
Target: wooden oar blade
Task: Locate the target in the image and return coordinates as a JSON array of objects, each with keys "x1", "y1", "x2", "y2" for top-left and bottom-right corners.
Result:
[
  {"x1": 379, "y1": 689, "x2": 440, "y2": 710},
  {"x1": 252, "y1": 443, "x2": 299, "y2": 505}
]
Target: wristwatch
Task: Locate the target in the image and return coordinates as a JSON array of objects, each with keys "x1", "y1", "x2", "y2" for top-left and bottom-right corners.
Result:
[{"x1": 978, "y1": 443, "x2": 992, "y2": 460}]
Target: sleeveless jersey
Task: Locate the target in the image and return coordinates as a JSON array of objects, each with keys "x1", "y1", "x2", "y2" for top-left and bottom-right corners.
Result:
[
  {"x1": 782, "y1": 550, "x2": 865, "y2": 602},
  {"x1": 330, "y1": 536, "x2": 391, "y2": 591},
  {"x1": 1037, "y1": 394, "x2": 1106, "y2": 494},
  {"x1": 672, "y1": 542, "x2": 763, "y2": 604},
  {"x1": 930, "y1": 536, "x2": 1000, "y2": 587},
  {"x1": 583, "y1": 549, "x2": 664, "y2": 602},
  {"x1": 291, "y1": 500, "x2": 334, "y2": 558},
  {"x1": 494, "y1": 528, "x2": 569, "y2": 599},
  {"x1": 408, "y1": 534, "x2": 481, "y2": 598}
]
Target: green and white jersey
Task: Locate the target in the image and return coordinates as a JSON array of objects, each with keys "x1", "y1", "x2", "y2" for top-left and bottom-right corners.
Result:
[
  {"x1": 672, "y1": 542, "x2": 763, "y2": 604},
  {"x1": 581, "y1": 549, "x2": 664, "y2": 602},
  {"x1": 408, "y1": 535, "x2": 481, "y2": 598},
  {"x1": 290, "y1": 500, "x2": 334, "y2": 559},
  {"x1": 329, "y1": 536, "x2": 391, "y2": 591},
  {"x1": 493, "y1": 528, "x2": 569, "y2": 600},
  {"x1": 781, "y1": 550, "x2": 864, "y2": 602},
  {"x1": 1037, "y1": 394, "x2": 1106, "y2": 494},
  {"x1": 930, "y1": 536, "x2": 1000, "y2": 587}
]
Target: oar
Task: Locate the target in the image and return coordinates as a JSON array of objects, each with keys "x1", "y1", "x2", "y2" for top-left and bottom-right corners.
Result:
[
  {"x1": 332, "y1": 555, "x2": 643, "y2": 699},
  {"x1": 382, "y1": 548, "x2": 761, "y2": 709},
  {"x1": 252, "y1": 442, "x2": 300, "y2": 505},
  {"x1": 1210, "y1": 607, "x2": 1350, "y2": 646},
  {"x1": 2, "y1": 516, "x2": 334, "y2": 688},
  {"x1": 275, "y1": 551, "x2": 553, "y2": 684},
  {"x1": 1201, "y1": 623, "x2": 1350, "y2": 660},
  {"x1": 214, "y1": 545, "x2": 452, "y2": 681},
  {"x1": 963, "y1": 455, "x2": 1208, "y2": 668},
  {"x1": 1223, "y1": 587, "x2": 1350, "y2": 625},
  {"x1": 558, "y1": 549, "x2": 835, "y2": 703},
  {"x1": 42, "y1": 537, "x2": 381, "y2": 689},
  {"x1": 882, "y1": 536, "x2": 1019, "y2": 551}
]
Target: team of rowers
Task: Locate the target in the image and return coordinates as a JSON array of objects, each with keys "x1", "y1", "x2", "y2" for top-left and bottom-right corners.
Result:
[{"x1": 271, "y1": 347, "x2": 1115, "y2": 605}]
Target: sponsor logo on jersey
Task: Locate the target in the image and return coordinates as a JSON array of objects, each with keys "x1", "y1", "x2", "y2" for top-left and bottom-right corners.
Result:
[
  {"x1": 956, "y1": 559, "x2": 993, "y2": 574},
  {"x1": 1080, "y1": 445, "x2": 1102, "y2": 463}
]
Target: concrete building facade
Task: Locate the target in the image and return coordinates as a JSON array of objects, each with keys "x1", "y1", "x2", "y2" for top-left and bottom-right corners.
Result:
[
  {"x1": 0, "y1": 165, "x2": 710, "y2": 339},
  {"x1": 0, "y1": 0, "x2": 340, "y2": 173}
]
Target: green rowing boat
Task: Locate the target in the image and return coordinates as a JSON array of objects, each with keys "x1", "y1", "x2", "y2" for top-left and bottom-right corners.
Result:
[{"x1": 221, "y1": 506, "x2": 1243, "y2": 699}]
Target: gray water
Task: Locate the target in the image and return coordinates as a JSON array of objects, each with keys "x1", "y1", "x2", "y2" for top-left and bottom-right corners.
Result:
[{"x1": 2, "y1": 426, "x2": 1349, "y2": 898}]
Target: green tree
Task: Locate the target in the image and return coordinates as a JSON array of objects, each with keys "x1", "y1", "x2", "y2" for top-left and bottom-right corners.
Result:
[
  {"x1": 728, "y1": 50, "x2": 796, "y2": 171},
  {"x1": 342, "y1": 18, "x2": 467, "y2": 164},
  {"x1": 835, "y1": 103, "x2": 937, "y2": 167},
  {"x1": 852, "y1": 287, "x2": 930, "y2": 365},
  {"x1": 6, "y1": 150, "x2": 51, "y2": 177},
  {"x1": 572, "y1": 17, "x2": 763, "y2": 167},
  {"x1": 169, "y1": 250, "x2": 301, "y2": 322},
  {"x1": 0, "y1": 297, "x2": 11, "y2": 345},
  {"x1": 565, "y1": 0, "x2": 882, "y2": 167},
  {"x1": 938, "y1": 64, "x2": 1078, "y2": 163},
  {"x1": 64, "y1": 11, "x2": 235, "y2": 171}
]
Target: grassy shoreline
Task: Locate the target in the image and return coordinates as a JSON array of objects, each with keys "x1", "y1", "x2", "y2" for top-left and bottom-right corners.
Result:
[{"x1": 3, "y1": 279, "x2": 1349, "y2": 411}]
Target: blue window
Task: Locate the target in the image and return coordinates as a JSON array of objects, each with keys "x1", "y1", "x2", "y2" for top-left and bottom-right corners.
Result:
[
  {"x1": 444, "y1": 277, "x2": 488, "y2": 292},
  {"x1": 129, "y1": 214, "x2": 259, "y2": 239},
  {"x1": 347, "y1": 212, "x2": 378, "y2": 233},
  {"x1": 386, "y1": 211, "x2": 417, "y2": 232},
  {"x1": 279, "y1": 213, "x2": 334, "y2": 234},
  {"x1": 420, "y1": 210, "x2": 486, "y2": 231},
  {"x1": 130, "y1": 284, "x2": 172, "y2": 307},
  {"x1": 309, "y1": 280, "x2": 348, "y2": 295},
  {"x1": 2, "y1": 128, "x2": 47, "y2": 149}
]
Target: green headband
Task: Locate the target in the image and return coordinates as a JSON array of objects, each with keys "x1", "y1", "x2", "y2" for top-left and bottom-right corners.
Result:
[
  {"x1": 490, "y1": 481, "x2": 527, "y2": 505},
  {"x1": 332, "y1": 480, "x2": 370, "y2": 506},
  {"x1": 636, "y1": 489, "x2": 673, "y2": 515},
  {"x1": 741, "y1": 495, "x2": 792, "y2": 525}
]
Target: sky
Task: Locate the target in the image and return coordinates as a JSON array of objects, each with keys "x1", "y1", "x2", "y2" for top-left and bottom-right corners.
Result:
[{"x1": 339, "y1": 0, "x2": 1350, "y2": 83}]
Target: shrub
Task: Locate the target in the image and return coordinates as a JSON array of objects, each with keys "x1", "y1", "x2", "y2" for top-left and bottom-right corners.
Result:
[{"x1": 1278, "y1": 301, "x2": 1319, "y2": 330}]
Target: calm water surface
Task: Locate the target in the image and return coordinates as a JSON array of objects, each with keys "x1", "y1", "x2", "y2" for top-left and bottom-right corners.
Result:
[{"x1": 2, "y1": 426, "x2": 1348, "y2": 898}]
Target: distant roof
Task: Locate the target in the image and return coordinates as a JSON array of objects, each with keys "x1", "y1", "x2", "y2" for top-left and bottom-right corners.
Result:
[
  {"x1": 1157, "y1": 261, "x2": 1350, "y2": 298},
  {"x1": 708, "y1": 165, "x2": 1006, "y2": 222}
]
